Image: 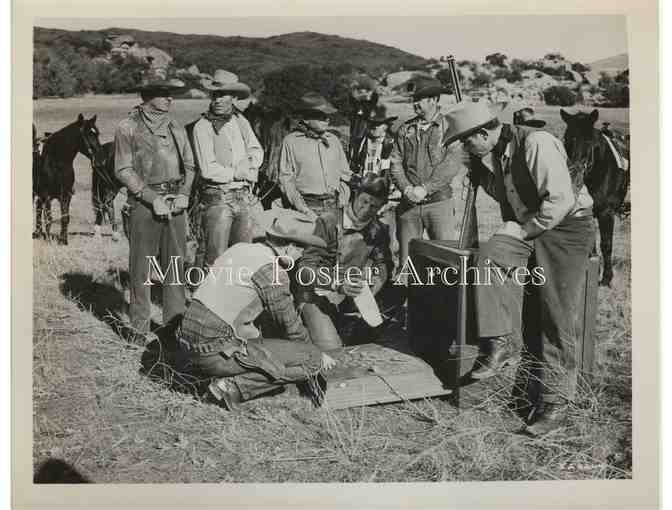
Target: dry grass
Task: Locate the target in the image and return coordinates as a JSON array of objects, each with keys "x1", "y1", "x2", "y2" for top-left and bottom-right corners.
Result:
[{"x1": 32, "y1": 96, "x2": 631, "y2": 483}]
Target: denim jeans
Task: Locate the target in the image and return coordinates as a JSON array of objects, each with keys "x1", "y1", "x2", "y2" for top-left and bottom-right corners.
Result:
[
  {"x1": 396, "y1": 198, "x2": 456, "y2": 277},
  {"x1": 201, "y1": 189, "x2": 256, "y2": 267}
]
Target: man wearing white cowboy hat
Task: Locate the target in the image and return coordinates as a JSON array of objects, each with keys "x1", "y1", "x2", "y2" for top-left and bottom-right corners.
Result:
[
  {"x1": 443, "y1": 101, "x2": 595, "y2": 436},
  {"x1": 389, "y1": 82, "x2": 464, "y2": 284},
  {"x1": 191, "y1": 70, "x2": 264, "y2": 267},
  {"x1": 279, "y1": 92, "x2": 352, "y2": 221},
  {"x1": 174, "y1": 212, "x2": 337, "y2": 410},
  {"x1": 114, "y1": 72, "x2": 195, "y2": 342}
]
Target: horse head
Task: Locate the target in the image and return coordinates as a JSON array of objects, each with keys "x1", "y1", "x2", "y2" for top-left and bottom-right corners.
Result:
[
  {"x1": 560, "y1": 108, "x2": 599, "y2": 160},
  {"x1": 76, "y1": 114, "x2": 106, "y2": 170}
]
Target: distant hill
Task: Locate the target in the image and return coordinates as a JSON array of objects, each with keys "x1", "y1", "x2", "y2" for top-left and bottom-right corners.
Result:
[
  {"x1": 33, "y1": 27, "x2": 429, "y2": 87},
  {"x1": 588, "y1": 53, "x2": 628, "y2": 74}
]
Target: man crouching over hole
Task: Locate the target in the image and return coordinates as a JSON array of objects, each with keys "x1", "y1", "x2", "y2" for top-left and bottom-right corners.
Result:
[
  {"x1": 174, "y1": 214, "x2": 337, "y2": 410},
  {"x1": 294, "y1": 174, "x2": 393, "y2": 351}
]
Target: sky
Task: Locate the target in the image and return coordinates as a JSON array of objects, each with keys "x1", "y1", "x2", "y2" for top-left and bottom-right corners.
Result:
[{"x1": 36, "y1": 16, "x2": 628, "y2": 64}]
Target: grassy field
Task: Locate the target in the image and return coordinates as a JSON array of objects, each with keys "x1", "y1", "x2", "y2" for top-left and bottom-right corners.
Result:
[{"x1": 32, "y1": 96, "x2": 631, "y2": 483}]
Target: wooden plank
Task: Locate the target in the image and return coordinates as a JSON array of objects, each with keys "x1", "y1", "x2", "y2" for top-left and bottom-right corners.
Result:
[
  {"x1": 321, "y1": 343, "x2": 452, "y2": 410},
  {"x1": 581, "y1": 256, "x2": 600, "y2": 373}
]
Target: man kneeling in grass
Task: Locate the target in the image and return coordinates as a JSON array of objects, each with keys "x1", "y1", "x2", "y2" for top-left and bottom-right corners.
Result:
[{"x1": 174, "y1": 214, "x2": 337, "y2": 410}]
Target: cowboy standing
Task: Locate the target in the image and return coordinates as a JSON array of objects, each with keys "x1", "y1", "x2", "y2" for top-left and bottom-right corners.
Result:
[
  {"x1": 389, "y1": 83, "x2": 463, "y2": 278},
  {"x1": 278, "y1": 92, "x2": 352, "y2": 221},
  {"x1": 191, "y1": 70, "x2": 264, "y2": 267},
  {"x1": 443, "y1": 102, "x2": 595, "y2": 436},
  {"x1": 294, "y1": 174, "x2": 392, "y2": 351},
  {"x1": 347, "y1": 74, "x2": 379, "y2": 173},
  {"x1": 174, "y1": 214, "x2": 336, "y2": 410},
  {"x1": 114, "y1": 75, "x2": 195, "y2": 340}
]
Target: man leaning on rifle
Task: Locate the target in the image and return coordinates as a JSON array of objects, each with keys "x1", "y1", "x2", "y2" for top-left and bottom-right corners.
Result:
[{"x1": 444, "y1": 102, "x2": 595, "y2": 436}]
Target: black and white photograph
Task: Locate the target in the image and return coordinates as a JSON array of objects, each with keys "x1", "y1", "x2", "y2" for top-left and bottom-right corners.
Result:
[{"x1": 11, "y1": 1, "x2": 661, "y2": 508}]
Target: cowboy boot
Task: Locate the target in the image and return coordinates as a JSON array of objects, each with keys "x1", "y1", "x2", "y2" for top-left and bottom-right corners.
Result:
[
  {"x1": 470, "y1": 336, "x2": 517, "y2": 380},
  {"x1": 207, "y1": 377, "x2": 243, "y2": 411},
  {"x1": 524, "y1": 402, "x2": 568, "y2": 437}
]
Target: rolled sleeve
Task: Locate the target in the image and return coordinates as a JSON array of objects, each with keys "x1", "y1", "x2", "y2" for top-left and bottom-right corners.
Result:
[{"x1": 522, "y1": 132, "x2": 576, "y2": 237}]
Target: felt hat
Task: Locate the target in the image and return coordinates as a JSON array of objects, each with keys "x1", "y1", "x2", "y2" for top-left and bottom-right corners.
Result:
[
  {"x1": 358, "y1": 173, "x2": 389, "y2": 202},
  {"x1": 202, "y1": 69, "x2": 252, "y2": 98},
  {"x1": 442, "y1": 101, "x2": 498, "y2": 146},
  {"x1": 412, "y1": 81, "x2": 451, "y2": 102},
  {"x1": 133, "y1": 74, "x2": 186, "y2": 95},
  {"x1": 513, "y1": 107, "x2": 546, "y2": 128},
  {"x1": 266, "y1": 216, "x2": 327, "y2": 248},
  {"x1": 368, "y1": 104, "x2": 398, "y2": 125},
  {"x1": 295, "y1": 92, "x2": 338, "y2": 116}
]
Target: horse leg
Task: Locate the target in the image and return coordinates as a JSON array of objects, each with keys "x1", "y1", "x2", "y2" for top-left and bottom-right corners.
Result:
[
  {"x1": 108, "y1": 193, "x2": 120, "y2": 242},
  {"x1": 93, "y1": 196, "x2": 103, "y2": 238},
  {"x1": 58, "y1": 194, "x2": 72, "y2": 245},
  {"x1": 597, "y1": 210, "x2": 615, "y2": 286},
  {"x1": 44, "y1": 198, "x2": 53, "y2": 241}
]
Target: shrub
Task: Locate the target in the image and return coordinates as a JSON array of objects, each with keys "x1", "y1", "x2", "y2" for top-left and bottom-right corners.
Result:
[
  {"x1": 543, "y1": 85, "x2": 576, "y2": 106},
  {"x1": 471, "y1": 71, "x2": 492, "y2": 88}
]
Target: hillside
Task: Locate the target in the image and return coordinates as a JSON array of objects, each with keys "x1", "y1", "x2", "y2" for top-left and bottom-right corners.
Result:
[
  {"x1": 33, "y1": 27, "x2": 428, "y2": 88},
  {"x1": 588, "y1": 53, "x2": 628, "y2": 74}
]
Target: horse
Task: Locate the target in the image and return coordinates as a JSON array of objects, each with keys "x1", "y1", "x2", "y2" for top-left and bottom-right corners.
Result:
[
  {"x1": 33, "y1": 114, "x2": 105, "y2": 244},
  {"x1": 91, "y1": 141, "x2": 125, "y2": 240},
  {"x1": 560, "y1": 108, "x2": 630, "y2": 286}
]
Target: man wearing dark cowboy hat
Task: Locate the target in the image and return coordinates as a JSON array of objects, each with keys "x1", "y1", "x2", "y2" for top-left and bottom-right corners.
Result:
[
  {"x1": 361, "y1": 104, "x2": 398, "y2": 177},
  {"x1": 279, "y1": 92, "x2": 352, "y2": 221},
  {"x1": 174, "y1": 213, "x2": 337, "y2": 410},
  {"x1": 390, "y1": 82, "x2": 463, "y2": 283},
  {"x1": 294, "y1": 174, "x2": 393, "y2": 351},
  {"x1": 347, "y1": 74, "x2": 380, "y2": 172},
  {"x1": 443, "y1": 101, "x2": 595, "y2": 436},
  {"x1": 191, "y1": 70, "x2": 264, "y2": 267},
  {"x1": 114, "y1": 73, "x2": 195, "y2": 341},
  {"x1": 513, "y1": 107, "x2": 546, "y2": 128}
]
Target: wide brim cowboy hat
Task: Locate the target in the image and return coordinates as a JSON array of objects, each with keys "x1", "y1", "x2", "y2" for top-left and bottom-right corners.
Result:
[
  {"x1": 442, "y1": 101, "x2": 500, "y2": 146},
  {"x1": 368, "y1": 104, "x2": 398, "y2": 125},
  {"x1": 258, "y1": 209, "x2": 326, "y2": 248},
  {"x1": 411, "y1": 79, "x2": 452, "y2": 102},
  {"x1": 132, "y1": 77, "x2": 187, "y2": 94},
  {"x1": 201, "y1": 69, "x2": 252, "y2": 98},
  {"x1": 294, "y1": 92, "x2": 338, "y2": 116}
]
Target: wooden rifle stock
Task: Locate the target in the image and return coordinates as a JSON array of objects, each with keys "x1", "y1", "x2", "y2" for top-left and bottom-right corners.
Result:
[{"x1": 447, "y1": 55, "x2": 479, "y2": 249}]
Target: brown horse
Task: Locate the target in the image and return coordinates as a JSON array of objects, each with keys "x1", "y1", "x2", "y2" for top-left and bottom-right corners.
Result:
[
  {"x1": 561, "y1": 108, "x2": 630, "y2": 286},
  {"x1": 33, "y1": 114, "x2": 105, "y2": 244}
]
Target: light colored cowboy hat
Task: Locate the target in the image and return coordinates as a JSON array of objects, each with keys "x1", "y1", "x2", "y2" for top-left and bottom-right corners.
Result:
[
  {"x1": 442, "y1": 101, "x2": 498, "y2": 146},
  {"x1": 265, "y1": 213, "x2": 327, "y2": 248},
  {"x1": 294, "y1": 92, "x2": 338, "y2": 116},
  {"x1": 368, "y1": 104, "x2": 398, "y2": 125},
  {"x1": 202, "y1": 69, "x2": 251, "y2": 98}
]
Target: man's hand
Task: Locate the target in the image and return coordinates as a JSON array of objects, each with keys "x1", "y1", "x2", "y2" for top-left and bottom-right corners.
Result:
[
  {"x1": 340, "y1": 278, "x2": 365, "y2": 297},
  {"x1": 171, "y1": 194, "x2": 189, "y2": 214},
  {"x1": 233, "y1": 159, "x2": 253, "y2": 181},
  {"x1": 320, "y1": 353, "x2": 337, "y2": 371},
  {"x1": 152, "y1": 197, "x2": 171, "y2": 217},
  {"x1": 496, "y1": 221, "x2": 527, "y2": 241},
  {"x1": 413, "y1": 185, "x2": 428, "y2": 202}
]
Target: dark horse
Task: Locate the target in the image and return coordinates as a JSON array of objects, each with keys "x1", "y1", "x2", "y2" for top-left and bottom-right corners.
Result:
[
  {"x1": 91, "y1": 141, "x2": 125, "y2": 240},
  {"x1": 561, "y1": 108, "x2": 630, "y2": 286},
  {"x1": 33, "y1": 114, "x2": 105, "y2": 244}
]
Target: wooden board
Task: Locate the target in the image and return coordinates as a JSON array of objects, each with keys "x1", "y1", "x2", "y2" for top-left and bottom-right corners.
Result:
[{"x1": 321, "y1": 343, "x2": 453, "y2": 410}]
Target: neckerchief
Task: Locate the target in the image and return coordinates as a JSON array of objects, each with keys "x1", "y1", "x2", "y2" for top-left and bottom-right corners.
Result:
[
  {"x1": 137, "y1": 104, "x2": 170, "y2": 136},
  {"x1": 295, "y1": 121, "x2": 330, "y2": 148},
  {"x1": 204, "y1": 109, "x2": 234, "y2": 135}
]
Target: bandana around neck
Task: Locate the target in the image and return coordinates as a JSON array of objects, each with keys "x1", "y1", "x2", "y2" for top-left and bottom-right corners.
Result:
[
  {"x1": 296, "y1": 121, "x2": 330, "y2": 148},
  {"x1": 204, "y1": 109, "x2": 234, "y2": 134},
  {"x1": 137, "y1": 104, "x2": 170, "y2": 136}
]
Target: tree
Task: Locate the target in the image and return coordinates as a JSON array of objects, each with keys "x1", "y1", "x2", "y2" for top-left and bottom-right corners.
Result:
[
  {"x1": 571, "y1": 62, "x2": 590, "y2": 73},
  {"x1": 543, "y1": 85, "x2": 576, "y2": 106},
  {"x1": 44, "y1": 56, "x2": 78, "y2": 97},
  {"x1": 471, "y1": 71, "x2": 492, "y2": 88},
  {"x1": 485, "y1": 52, "x2": 507, "y2": 67}
]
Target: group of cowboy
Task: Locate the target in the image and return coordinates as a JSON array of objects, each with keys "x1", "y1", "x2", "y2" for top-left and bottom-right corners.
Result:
[{"x1": 114, "y1": 68, "x2": 595, "y2": 436}]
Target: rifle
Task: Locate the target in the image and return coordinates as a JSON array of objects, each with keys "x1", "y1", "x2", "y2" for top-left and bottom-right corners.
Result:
[{"x1": 446, "y1": 55, "x2": 479, "y2": 250}]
